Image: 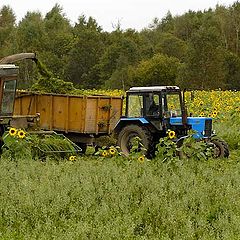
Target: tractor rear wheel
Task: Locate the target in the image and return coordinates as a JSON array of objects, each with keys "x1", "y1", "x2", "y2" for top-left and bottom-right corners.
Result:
[
  {"x1": 211, "y1": 139, "x2": 229, "y2": 158},
  {"x1": 117, "y1": 125, "x2": 153, "y2": 158}
]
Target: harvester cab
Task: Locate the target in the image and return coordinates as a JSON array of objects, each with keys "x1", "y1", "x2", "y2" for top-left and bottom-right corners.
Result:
[
  {"x1": 0, "y1": 64, "x2": 19, "y2": 148},
  {"x1": 116, "y1": 86, "x2": 229, "y2": 158},
  {"x1": 0, "y1": 64, "x2": 18, "y2": 121}
]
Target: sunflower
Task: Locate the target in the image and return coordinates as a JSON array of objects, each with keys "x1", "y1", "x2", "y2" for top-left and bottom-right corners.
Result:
[
  {"x1": 138, "y1": 155, "x2": 145, "y2": 163},
  {"x1": 168, "y1": 130, "x2": 176, "y2": 139},
  {"x1": 109, "y1": 147, "x2": 116, "y2": 155},
  {"x1": 102, "y1": 150, "x2": 108, "y2": 157},
  {"x1": 9, "y1": 127, "x2": 17, "y2": 136},
  {"x1": 17, "y1": 130, "x2": 26, "y2": 139},
  {"x1": 69, "y1": 155, "x2": 76, "y2": 161},
  {"x1": 211, "y1": 112, "x2": 217, "y2": 118}
]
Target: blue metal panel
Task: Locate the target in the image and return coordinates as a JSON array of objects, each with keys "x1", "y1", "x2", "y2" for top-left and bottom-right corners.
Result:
[
  {"x1": 170, "y1": 117, "x2": 212, "y2": 139},
  {"x1": 169, "y1": 117, "x2": 182, "y2": 125}
]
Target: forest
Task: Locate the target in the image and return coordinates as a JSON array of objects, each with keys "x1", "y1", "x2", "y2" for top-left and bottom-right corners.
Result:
[{"x1": 1, "y1": 2, "x2": 240, "y2": 90}]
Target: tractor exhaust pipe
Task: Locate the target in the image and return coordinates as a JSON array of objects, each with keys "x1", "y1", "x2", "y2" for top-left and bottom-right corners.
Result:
[{"x1": 182, "y1": 89, "x2": 188, "y2": 127}]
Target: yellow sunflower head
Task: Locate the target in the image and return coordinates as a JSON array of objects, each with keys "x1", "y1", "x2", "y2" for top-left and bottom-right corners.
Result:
[
  {"x1": 109, "y1": 147, "x2": 116, "y2": 155},
  {"x1": 138, "y1": 155, "x2": 145, "y2": 163},
  {"x1": 17, "y1": 130, "x2": 26, "y2": 139},
  {"x1": 102, "y1": 150, "x2": 108, "y2": 157},
  {"x1": 168, "y1": 130, "x2": 176, "y2": 139},
  {"x1": 211, "y1": 112, "x2": 217, "y2": 118},
  {"x1": 9, "y1": 127, "x2": 17, "y2": 136},
  {"x1": 69, "y1": 155, "x2": 76, "y2": 161}
]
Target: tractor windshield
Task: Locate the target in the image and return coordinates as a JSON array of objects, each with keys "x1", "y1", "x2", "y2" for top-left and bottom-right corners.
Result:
[
  {"x1": 162, "y1": 92, "x2": 182, "y2": 118},
  {"x1": 1, "y1": 79, "x2": 17, "y2": 115}
]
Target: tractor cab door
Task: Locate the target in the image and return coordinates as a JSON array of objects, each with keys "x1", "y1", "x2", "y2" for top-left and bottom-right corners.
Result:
[
  {"x1": 127, "y1": 92, "x2": 161, "y2": 118},
  {"x1": 161, "y1": 92, "x2": 182, "y2": 118},
  {"x1": 145, "y1": 93, "x2": 160, "y2": 117},
  {"x1": 161, "y1": 91, "x2": 183, "y2": 129}
]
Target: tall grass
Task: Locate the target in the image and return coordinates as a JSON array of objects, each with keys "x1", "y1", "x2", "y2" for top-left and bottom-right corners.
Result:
[
  {"x1": 214, "y1": 113, "x2": 240, "y2": 150},
  {"x1": 0, "y1": 152, "x2": 240, "y2": 239}
]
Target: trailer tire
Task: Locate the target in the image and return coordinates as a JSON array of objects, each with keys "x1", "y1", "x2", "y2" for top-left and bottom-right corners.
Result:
[
  {"x1": 117, "y1": 125, "x2": 153, "y2": 158},
  {"x1": 211, "y1": 139, "x2": 229, "y2": 158},
  {"x1": 77, "y1": 143, "x2": 87, "y2": 154}
]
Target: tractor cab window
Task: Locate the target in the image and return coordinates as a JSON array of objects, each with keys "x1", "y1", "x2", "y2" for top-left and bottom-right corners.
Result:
[
  {"x1": 146, "y1": 93, "x2": 160, "y2": 116},
  {"x1": 127, "y1": 94, "x2": 143, "y2": 117},
  {"x1": 162, "y1": 93, "x2": 182, "y2": 118},
  {"x1": 1, "y1": 80, "x2": 17, "y2": 115}
]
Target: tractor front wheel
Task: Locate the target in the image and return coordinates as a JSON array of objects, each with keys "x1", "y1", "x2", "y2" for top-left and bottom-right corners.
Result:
[
  {"x1": 210, "y1": 139, "x2": 229, "y2": 158},
  {"x1": 117, "y1": 125, "x2": 153, "y2": 158}
]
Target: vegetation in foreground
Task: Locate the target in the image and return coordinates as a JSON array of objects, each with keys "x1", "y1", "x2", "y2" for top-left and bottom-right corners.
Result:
[
  {"x1": 1, "y1": 150, "x2": 240, "y2": 239},
  {"x1": 1, "y1": 89, "x2": 240, "y2": 239},
  {"x1": 0, "y1": 118, "x2": 239, "y2": 239}
]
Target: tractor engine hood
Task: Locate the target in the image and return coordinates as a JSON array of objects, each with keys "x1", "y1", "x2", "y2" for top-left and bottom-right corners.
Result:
[{"x1": 170, "y1": 117, "x2": 212, "y2": 138}]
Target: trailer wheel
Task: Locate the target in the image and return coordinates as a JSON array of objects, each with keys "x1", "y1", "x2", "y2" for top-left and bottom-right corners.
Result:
[
  {"x1": 77, "y1": 143, "x2": 87, "y2": 154},
  {"x1": 117, "y1": 125, "x2": 153, "y2": 157},
  {"x1": 211, "y1": 139, "x2": 229, "y2": 158}
]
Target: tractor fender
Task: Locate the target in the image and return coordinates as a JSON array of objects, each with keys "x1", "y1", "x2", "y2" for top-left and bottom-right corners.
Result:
[
  {"x1": 114, "y1": 117, "x2": 149, "y2": 135},
  {"x1": 175, "y1": 135, "x2": 189, "y2": 147}
]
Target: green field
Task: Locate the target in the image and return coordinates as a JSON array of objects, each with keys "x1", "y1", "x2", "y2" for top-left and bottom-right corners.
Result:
[
  {"x1": 1, "y1": 90, "x2": 240, "y2": 239},
  {"x1": 0, "y1": 119, "x2": 240, "y2": 239}
]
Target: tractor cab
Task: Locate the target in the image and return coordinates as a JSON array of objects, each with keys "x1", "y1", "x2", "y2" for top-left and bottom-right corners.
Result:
[
  {"x1": 126, "y1": 86, "x2": 183, "y2": 118},
  {"x1": 125, "y1": 86, "x2": 187, "y2": 135}
]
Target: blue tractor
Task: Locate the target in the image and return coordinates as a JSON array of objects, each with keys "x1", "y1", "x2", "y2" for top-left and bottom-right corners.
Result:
[{"x1": 115, "y1": 86, "x2": 229, "y2": 158}]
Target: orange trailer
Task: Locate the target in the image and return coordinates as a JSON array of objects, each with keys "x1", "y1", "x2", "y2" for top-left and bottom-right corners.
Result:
[{"x1": 14, "y1": 91, "x2": 123, "y2": 151}]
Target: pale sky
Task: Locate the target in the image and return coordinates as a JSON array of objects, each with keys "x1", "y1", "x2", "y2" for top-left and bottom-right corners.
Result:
[{"x1": 0, "y1": 0, "x2": 237, "y2": 31}]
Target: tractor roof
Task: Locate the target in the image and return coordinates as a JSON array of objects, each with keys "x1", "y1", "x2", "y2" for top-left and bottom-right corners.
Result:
[
  {"x1": 0, "y1": 64, "x2": 18, "y2": 69},
  {"x1": 0, "y1": 64, "x2": 18, "y2": 77},
  {"x1": 127, "y1": 86, "x2": 180, "y2": 93}
]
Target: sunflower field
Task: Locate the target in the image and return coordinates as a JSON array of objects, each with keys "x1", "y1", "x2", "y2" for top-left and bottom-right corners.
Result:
[{"x1": 1, "y1": 89, "x2": 240, "y2": 239}]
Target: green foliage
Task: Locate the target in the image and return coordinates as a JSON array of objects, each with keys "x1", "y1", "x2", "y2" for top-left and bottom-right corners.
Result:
[
  {"x1": 155, "y1": 137, "x2": 179, "y2": 162},
  {"x1": 177, "y1": 26, "x2": 227, "y2": 89},
  {"x1": 2, "y1": 129, "x2": 32, "y2": 160},
  {"x1": 129, "y1": 53, "x2": 181, "y2": 86},
  {"x1": 214, "y1": 112, "x2": 240, "y2": 150},
  {"x1": 2, "y1": 129, "x2": 78, "y2": 161},
  {"x1": 2, "y1": 3, "x2": 240, "y2": 89},
  {"x1": 0, "y1": 8, "x2": 15, "y2": 58},
  {"x1": 179, "y1": 136, "x2": 213, "y2": 160},
  {"x1": 31, "y1": 76, "x2": 74, "y2": 94},
  {"x1": 31, "y1": 60, "x2": 75, "y2": 94},
  {"x1": 0, "y1": 150, "x2": 240, "y2": 238},
  {"x1": 155, "y1": 134, "x2": 213, "y2": 163},
  {"x1": 155, "y1": 33, "x2": 188, "y2": 61}
]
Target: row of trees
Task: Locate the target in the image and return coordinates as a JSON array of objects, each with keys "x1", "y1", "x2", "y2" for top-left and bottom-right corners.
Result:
[{"x1": 1, "y1": 3, "x2": 240, "y2": 90}]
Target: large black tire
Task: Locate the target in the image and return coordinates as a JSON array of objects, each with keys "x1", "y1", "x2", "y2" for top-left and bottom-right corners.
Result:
[
  {"x1": 117, "y1": 125, "x2": 153, "y2": 158},
  {"x1": 76, "y1": 143, "x2": 87, "y2": 154},
  {"x1": 211, "y1": 139, "x2": 229, "y2": 158}
]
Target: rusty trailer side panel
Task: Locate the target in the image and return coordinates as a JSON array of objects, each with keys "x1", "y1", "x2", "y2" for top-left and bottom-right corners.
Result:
[{"x1": 14, "y1": 92, "x2": 123, "y2": 134}]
